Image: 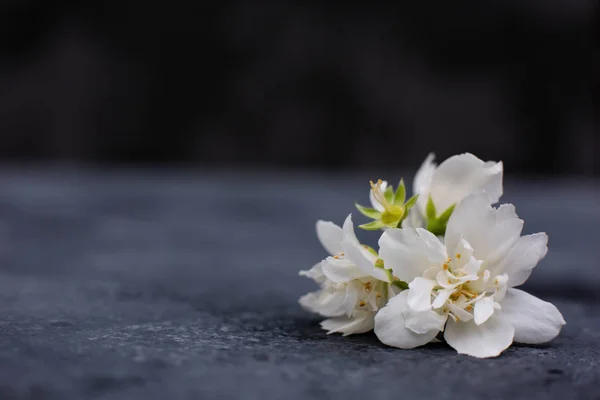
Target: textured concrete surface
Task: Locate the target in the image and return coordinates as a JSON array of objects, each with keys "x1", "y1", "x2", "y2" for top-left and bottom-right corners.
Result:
[{"x1": 0, "y1": 169, "x2": 598, "y2": 399}]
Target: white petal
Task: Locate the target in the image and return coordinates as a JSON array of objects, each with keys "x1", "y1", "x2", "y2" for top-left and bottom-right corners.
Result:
[
  {"x1": 491, "y1": 233, "x2": 548, "y2": 287},
  {"x1": 316, "y1": 220, "x2": 343, "y2": 256},
  {"x1": 299, "y1": 291, "x2": 322, "y2": 313},
  {"x1": 468, "y1": 268, "x2": 491, "y2": 294},
  {"x1": 492, "y1": 274, "x2": 509, "y2": 301},
  {"x1": 374, "y1": 291, "x2": 440, "y2": 349},
  {"x1": 341, "y1": 215, "x2": 388, "y2": 281},
  {"x1": 404, "y1": 305, "x2": 447, "y2": 334},
  {"x1": 414, "y1": 153, "x2": 437, "y2": 216},
  {"x1": 461, "y1": 256, "x2": 483, "y2": 276},
  {"x1": 400, "y1": 207, "x2": 424, "y2": 229},
  {"x1": 485, "y1": 204, "x2": 524, "y2": 263},
  {"x1": 299, "y1": 262, "x2": 325, "y2": 284},
  {"x1": 422, "y1": 267, "x2": 439, "y2": 280},
  {"x1": 474, "y1": 296, "x2": 495, "y2": 325},
  {"x1": 432, "y1": 288, "x2": 453, "y2": 309},
  {"x1": 321, "y1": 313, "x2": 374, "y2": 336},
  {"x1": 321, "y1": 258, "x2": 365, "y2": 283},
  {"x1": 445, "y1": 193, "x2": 492, "y2": 255},
  {"x1": 370, "y1": 266, "x2": 391, "y2": 282},
  {"x1": 445, "y1": 194, "x2": 522, "y2": 264},
  {"x1": 444, "y1": 315, "x2": 515, "y2": 358},
  {"x1": 342, "y1": 284, "x2": 360, "y2": 316},
  {"x1": 407, "y1": 278, "x2": 436, "y2": 312},
  {"x1": 447, "y1": 303, "x2": 474, "y2": 322},
  {"x1": 299, "y1": 289, "x2": 347, "y2": 317},
  {"x1": 482, "y1": 160, "x2": 504, "y2": 204},
  {"x1": 344, "y1": 240, "x2": 388, "y2": 282},
  {"x1": 378, "y1": 227, "x2": 446, "y2": 283},
  {"x1": 430, "y1": 153, "x2": 503, "y2": 213},
  {"x1": 500, "y1": 288, "x2": 565, "y2": 344},
  {"x1": 450, "y1": 238, "x2": 474, "y2": 270},
  {"x1": 436, "y1": 270, "x2": 473, "y2": 289},
  {"x1": 495, "y1": 203, "x2": 516, "y2": 220}
]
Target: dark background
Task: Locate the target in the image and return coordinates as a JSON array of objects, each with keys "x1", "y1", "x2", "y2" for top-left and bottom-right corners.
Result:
[{"x1": 0, "y1": 1, "x2": 597, "y2": 175}]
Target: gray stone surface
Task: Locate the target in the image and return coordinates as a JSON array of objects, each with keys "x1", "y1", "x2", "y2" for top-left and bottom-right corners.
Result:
[{"x1": 0, "y1": 168, "x2": 598, "y2": 399}]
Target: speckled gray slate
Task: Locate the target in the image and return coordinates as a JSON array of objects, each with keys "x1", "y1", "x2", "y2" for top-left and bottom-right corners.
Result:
[{"x1": 0, "y1": 169, "x2": 598, "y2": 400}]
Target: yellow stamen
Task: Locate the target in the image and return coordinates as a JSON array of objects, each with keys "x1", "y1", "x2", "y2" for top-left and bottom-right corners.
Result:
[
  {"x1": 370, "y1": 179, "x2": 388, "y2": 207},
  {"x1": 461, "y1": 290, "x2": 478, "y2": 298},
  {"x1": 359, "y1": 301, "x2": 366, "y2": 307}
]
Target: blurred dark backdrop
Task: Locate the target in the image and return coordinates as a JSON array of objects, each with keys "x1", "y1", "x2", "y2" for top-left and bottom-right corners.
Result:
[{"x1": 0, "y1": 1, "x2": 597, "y2": 175}]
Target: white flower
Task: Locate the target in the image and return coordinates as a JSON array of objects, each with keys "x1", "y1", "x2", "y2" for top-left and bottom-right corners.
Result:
[
  {"x1": 374, "y1": 193, "x2": 565, "y2": 358},
  {"x1": 404, "y1": 153, "x2": 503, "y2": 231},
  {"x1": 299, "y1": 215, "x2": 399, "y2": 335}
]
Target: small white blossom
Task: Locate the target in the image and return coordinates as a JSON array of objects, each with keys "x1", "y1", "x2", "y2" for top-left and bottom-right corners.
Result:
[
  {"x1": 374, "y1": 193, "x2": 565, "y2": 358},
  {"x1": 403, "y1": 153, "x2": 503, "y2": 231},
  {"x1": 299, "y1": 215, "x2": 399, "y2": 335},
  {"x1": 355, "y1": 179, "x2": 418, "y2": 230}
]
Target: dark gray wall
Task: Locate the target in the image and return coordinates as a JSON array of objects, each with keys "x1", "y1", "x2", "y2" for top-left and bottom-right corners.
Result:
[{"x1": 0, "y1": 1, "x2": 597, "y2": 175}]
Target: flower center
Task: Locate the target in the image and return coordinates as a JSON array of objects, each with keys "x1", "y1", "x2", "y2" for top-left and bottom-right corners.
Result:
[
  {"x1": 356, "y1": 278, "x2": 389, "y2": 311},
  {"x1": 429, "y1": 253, "x2": 507, "y2": 323}
]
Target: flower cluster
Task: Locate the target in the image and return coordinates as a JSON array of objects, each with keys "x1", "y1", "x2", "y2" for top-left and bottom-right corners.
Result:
[{"x1": 299, "y1": 153, "x2": 565, "y2": 358}]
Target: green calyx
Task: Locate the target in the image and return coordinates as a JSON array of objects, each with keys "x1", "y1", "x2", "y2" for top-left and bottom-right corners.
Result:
[
  {"x1": 381, "y1": 205, "x2": 405, "y2": 225},
  {"x1": 425, "y1": 196, "x2": 456, "y2": 236},
  {"x1": 356, "y1": 179, "x2": 419, "y2": 230},
  {"x1": 391, "y1": 280, "x2": 409, "y2": 290}
]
